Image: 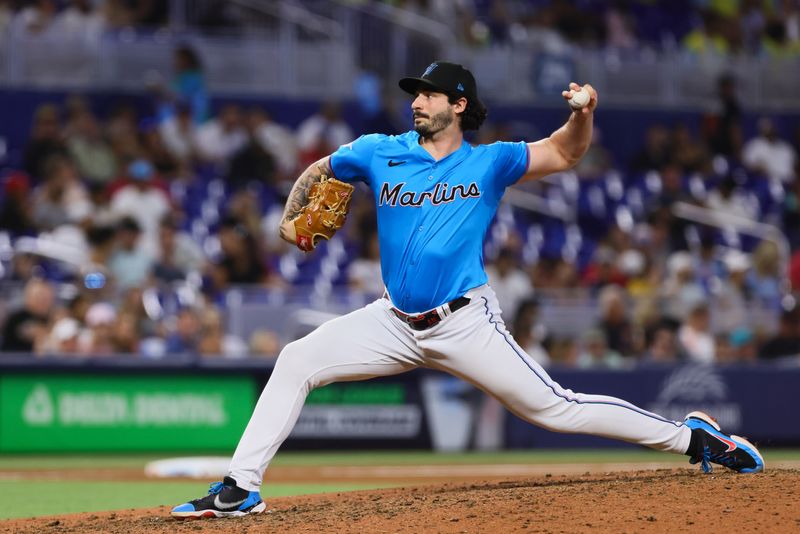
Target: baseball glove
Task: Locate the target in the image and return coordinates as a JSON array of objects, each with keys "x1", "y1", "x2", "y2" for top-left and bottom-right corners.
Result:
[{"x1": 293, "y1": 175, "x2": 355, "y2": 252}]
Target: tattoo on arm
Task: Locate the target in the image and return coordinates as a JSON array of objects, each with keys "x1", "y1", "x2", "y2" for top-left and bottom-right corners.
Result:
[{"x1": 281, "y1": 158, "x2": 332, "y2": 223}]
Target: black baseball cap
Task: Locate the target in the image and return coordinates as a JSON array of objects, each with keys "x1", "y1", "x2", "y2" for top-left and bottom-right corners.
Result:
[{"x1": 399, "y1": 61, "x2": 478, "y2": 102}]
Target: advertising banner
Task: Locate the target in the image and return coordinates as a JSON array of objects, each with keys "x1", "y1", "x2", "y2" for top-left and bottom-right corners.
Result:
[
  {"x1": 0, "y1": 374, "x2": 255, "y2": 452},
  {"x1": 288, "y1": 380, "x2": 429, "y2": 447}
]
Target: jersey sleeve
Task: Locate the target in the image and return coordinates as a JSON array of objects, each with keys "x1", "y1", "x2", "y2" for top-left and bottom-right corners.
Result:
[
  {"x1": 491, "y1": 141, "x2": 530, "y2": 188},
  {"x1": 330, "y1": 134, "x2": 386, "y2": 185}
]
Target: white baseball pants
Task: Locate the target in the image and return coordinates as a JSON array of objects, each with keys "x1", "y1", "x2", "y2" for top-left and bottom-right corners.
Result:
[{"x1": 229, "y1": 284, "x2": 691, "y2": 490}]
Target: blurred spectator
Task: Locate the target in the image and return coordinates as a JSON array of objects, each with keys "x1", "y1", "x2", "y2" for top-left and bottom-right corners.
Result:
[
  {"x1": 348, "y1": 230, "x2": 384, "y2": 297},
  {"x1": 13, "y1": 0, "x2": 57, "y2": 35},
  {"x1": 581, "y1": 246, "x2": 626, "y2": 291},
  {"x1": 82, "y1": 301, "x2": 117, "y2": 355},
  {"x1": 251, "y1": 108, "x2": 298, "y2": 181},
  {"x1": 511, "y1": 297, "x2": 550, "y2": 367},
  {"x1": 0, "y1": 278, "x2": 55, "y2": 353},
  {"x1": 693, "y1": 231, "x2": 724, "y2": 293},
  {"x1": 86, "y1": 182, "x2": 117, "y2": 228},
  {"x1": 226, "y1": 114, "x2": 277, "y2": 191},
  {"x1": 249, "y1": 329, "x2": 281, "y2": 358},
  {"x1": 39, "y1": 316, "x2": 82, "y2": 355},
  {"x1": 791, "y1": 249, "x2": 800, "y2": 291},
  {"x1": 196, "y1": 306, "x2": 247, "y2": 358},
  {"x1": 485, "y1": 247, "x2": 532, "y2": 320},
  {"x1": 576, "y1": 328, "x2": 625, "y2": 369},
  {"x1": 52, "y1": 0, "x2": 104, "y2": 38},
  {"x1": 619, "y1": 249, "x2": 656, "y2": 298},
  {"x1": 656, "y1": 162, "x2": 691, "y2": 207},
  {"x1": 605, "y1": 2, "x2": 638, "y2": 51},
  {"x1": 641, "y1": 319, "x2": 682, "y2": 365},
  {"x1": 661, "y1": 251, "x2": 706, "y2": 322},
  {"x1": 165, "y1": 307, "x2": 200, "y2": 355},
  {"x1": 573, "y1": 127, "x2": 612, "y2": 178},
  {"x1": 108, "y1": 217, "x2": 153, "y2": 290},
  {"x1": 784, "y1": 176, "x2": 800, "y2": 249},
  {"x1": 596, "y1": 284, "x2": 634, "y2": 357},
  {"x1": 159, "y1": 101, "x2": 197, "y2": 163},
  {"x1": 67, "y1": 109, "x2": 116, "y2": 185},
  {"x1": 0, "y1": 171, "x2": 36, "y2": 236},
  {"x1": 140, "y1": 119, "x2": 179, "y2": 178},
  {"x1": 761, "y1": 16, "x2": 800, "y2": 56},
  {"x1": 97, "y1": 0, "x2": 167, "y2": 28},
  {"x1": 742, "y1": 117, "x2": 798, "y2": 183},
  {"x1": 163, "y1": 45, "x2": 209, "y2": 125},
  {"x1": 110, "y1": 310, "x2": 140, "y2": 354},
  {"x1": 0, "y1": 1, "x2": 11, "y2": 35},
  {"x1": 678, "y1": 299, "x2": 716, "y2": 364},
  {"x1": 85, "y1": 225, "x2": 116, "y2": 274},
  {"x1": 740, "y1": 0, "x2": 768, "y2": 54},
  {"x1": 706, "y1": 174, "x2": 758, "y2": 219},
  {"x1": 630, "y1": 124, "x2": 671, "y2": 173},
  {"x1": 226, "y1": 188, "x2": 267, "y2": 240},
  {"x1": 760, "y1": 305, "x2": 800, "y2": 359},
  {"x1": 105, "y1": 103, "x2": 141, "y2": 162},
  {"x1": 713, "y1": 250, "x2": 751, "y2": 333},
  {"x1": 23, "y1": 103, "x2": 66, "y2": 181},
  {"x1": 152, "y1": 214, "x2": 204, "y2": 283},
  {"x1": 109, "y1": 158, "x2": 171, "y2": 256},
  {"x1": 729, "y1": 327, "x2": 758, "y2": 363},
  {"x1": 31, "y1": 154, "x2": 91, "y2": 230},
  {"x1": 702, "y1": 73, "x2": 743, "y2": 158},
  {"x1": 682, "y1": 10, "x2": 729, "y2": 56},
  {"x1": 749, "y1": 241, "x2": 782, "y2": 306},
  {"x1": 670, "y1": 123, "x2": 711, "y2": 174},
  {"x1": 194, "y1": 104, "x2": 247, "y2": 163},
  {"x1": 207, "y1": 216, "x2": 269, "y2": 292},
  {"x1": 296, "y1": 102, "x2": 354, "y2": 168}
]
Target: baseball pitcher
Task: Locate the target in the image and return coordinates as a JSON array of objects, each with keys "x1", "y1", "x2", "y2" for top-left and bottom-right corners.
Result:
[{"x1": 172, "y1": 61, "x2": 763, "y2": 519}]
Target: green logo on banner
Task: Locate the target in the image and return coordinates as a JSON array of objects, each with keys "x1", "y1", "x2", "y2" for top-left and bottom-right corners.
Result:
[
  {"x1": 23, "y1": 384, "x2": 54, "y2": 425},
  {"x1": 1, "y1": 375, "x2": 255, "y2": 452}
]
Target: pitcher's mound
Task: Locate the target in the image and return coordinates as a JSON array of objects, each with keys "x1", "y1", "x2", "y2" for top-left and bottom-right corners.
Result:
[{"x1": 2, "y1": 468, "x2": 797, "y2": 533}]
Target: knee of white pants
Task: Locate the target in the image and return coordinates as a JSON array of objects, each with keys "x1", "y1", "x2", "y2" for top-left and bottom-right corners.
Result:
[{"x1": 273, "y1": 339, "x2": 319, "y2": 392}]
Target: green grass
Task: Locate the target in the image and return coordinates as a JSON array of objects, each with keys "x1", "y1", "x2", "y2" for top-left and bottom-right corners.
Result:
[
  {"x1": 0, "y1": 481, "x2": 397, "y2": 520},
  {"x1": 1, "y1": 448, "x2": 799, "y2": 470}
]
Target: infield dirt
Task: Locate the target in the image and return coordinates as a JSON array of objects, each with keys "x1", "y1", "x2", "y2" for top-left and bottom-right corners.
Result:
[{"x1": 1, "y1": 468, "x2": 796, "y2": 533}]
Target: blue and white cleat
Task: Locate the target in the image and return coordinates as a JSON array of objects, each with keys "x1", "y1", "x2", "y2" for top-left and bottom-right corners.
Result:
[
  {"x1": 684, "y1": 411, "x2": 765, "y2": 474},
  {"x1": 171, "y1": 476, "x2": 267, "y2": 519}
]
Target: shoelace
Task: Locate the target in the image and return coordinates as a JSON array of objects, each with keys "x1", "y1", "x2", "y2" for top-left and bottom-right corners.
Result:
[
  {"x1": 207, "y1": 482, "x2": 224, "y2": 495},
  {"x1": 693, "y1": 446, "x2": 738, "y2": 473}
]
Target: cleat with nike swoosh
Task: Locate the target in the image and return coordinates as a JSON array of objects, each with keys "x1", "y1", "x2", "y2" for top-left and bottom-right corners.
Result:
[
  {"x1": 684, "y1": 411, "x2": 765, "y2": 474},
  {"x1": 171, "y1": 476, "x2": 267, "y2": 519}
]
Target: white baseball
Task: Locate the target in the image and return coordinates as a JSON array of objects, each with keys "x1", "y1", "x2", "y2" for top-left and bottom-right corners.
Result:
[{"x1": 569, "y1": 88, "x2": 590, "y2": 109}]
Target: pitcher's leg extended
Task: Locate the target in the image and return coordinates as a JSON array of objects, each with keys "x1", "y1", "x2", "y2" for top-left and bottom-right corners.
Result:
[
  {"x1": 422, "y1": 290, "x2": 690, "y2": 452},
  {"x1": 228, "y1": 299, "x2": 422, "y2": 491},
  {"x1": 421, "y1": 288, "x2": 763, "y2": 473}
]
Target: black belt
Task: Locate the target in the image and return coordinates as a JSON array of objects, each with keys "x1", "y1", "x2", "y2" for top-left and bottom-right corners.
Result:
[{"x1": 389, "y1": 296, "x2": 471, "y2": 331}]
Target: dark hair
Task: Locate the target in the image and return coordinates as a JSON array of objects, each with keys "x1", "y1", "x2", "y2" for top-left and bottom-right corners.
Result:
[
  {"x1": 447, "y1": 94, "x2": 487, "y2": 131},
  {"x1": 175, "y1": 45, "x2": 202, "y2": 72}
]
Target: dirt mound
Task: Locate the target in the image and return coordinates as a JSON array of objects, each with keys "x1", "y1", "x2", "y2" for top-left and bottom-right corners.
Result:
[{"x1": 2, "y1": 469, "x2": 796, "y2": 533}]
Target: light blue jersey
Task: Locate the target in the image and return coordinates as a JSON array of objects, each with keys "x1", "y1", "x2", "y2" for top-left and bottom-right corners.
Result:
[{"x1": 331, "y1": 130, "x2": 529, "y2": 313}]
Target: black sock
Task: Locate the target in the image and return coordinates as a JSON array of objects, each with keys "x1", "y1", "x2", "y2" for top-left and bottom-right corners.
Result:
[
  {"x1": 223, "y1": 476, "x2": 249, "y2": 498},
  {"x1": 685, "y1": 429, "x2": 701, "y2": 457}
]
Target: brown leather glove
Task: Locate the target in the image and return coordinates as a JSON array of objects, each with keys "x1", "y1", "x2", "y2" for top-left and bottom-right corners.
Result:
[{"x1": 293, "y1": 175, "x2": 355, "y2": 251}]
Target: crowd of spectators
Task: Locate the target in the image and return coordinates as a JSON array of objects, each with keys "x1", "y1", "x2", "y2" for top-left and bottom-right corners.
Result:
[
  {"x1": 391, "y1": 0, "x2": 800, "y2": 56},
  {"x1": 2, "y1": 1, "x2": 799, "y2": 58},
  {"x1": 0, "y1": 33, "x2": 799, "y2": 364}
]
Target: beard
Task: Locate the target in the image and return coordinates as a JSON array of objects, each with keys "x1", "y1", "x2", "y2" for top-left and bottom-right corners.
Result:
[{"x1": 414, "y1": 108, "x2": 455, "y2": 137}]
